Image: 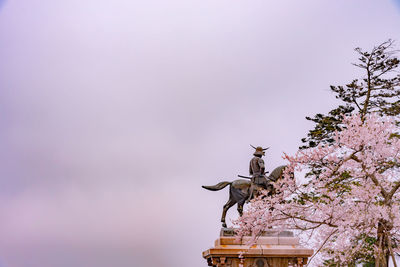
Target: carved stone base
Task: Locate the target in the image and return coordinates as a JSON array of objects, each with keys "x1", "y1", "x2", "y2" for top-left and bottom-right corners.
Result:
[{"x1": 202, "y1": 229, "x2": 313, "y2": 267}]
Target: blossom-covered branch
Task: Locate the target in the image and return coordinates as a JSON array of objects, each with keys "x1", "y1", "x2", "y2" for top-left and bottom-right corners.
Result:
[{"x1": 236, "y1": 113, "x2": 400, "y2": 266}]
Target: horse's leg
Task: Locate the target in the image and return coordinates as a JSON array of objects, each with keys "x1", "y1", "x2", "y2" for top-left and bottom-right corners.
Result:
[
  {"x1": 221, "y1": 198, "x2": 236, "y2": 228},
  {"x1": 237, "y1": 203, "x2": 243, "y2": 217},
  {"x1": 237, "y1": 188, "x2": 249, "y2": 217}
]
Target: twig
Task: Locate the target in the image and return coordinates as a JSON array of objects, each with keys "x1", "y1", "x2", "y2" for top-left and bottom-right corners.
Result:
[{"x1": 306, "y1": 229, "x2": 338, "y2": 266}]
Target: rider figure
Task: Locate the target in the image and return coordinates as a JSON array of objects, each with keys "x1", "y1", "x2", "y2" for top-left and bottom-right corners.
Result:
[{"x1": 248, "y1": 145, "x2": 269, "y2": 202}]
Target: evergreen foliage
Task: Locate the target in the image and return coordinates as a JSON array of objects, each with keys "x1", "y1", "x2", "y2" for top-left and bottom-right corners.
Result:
[{"x1": 301, "y1": 40, "x2": 400, "y2": 149}]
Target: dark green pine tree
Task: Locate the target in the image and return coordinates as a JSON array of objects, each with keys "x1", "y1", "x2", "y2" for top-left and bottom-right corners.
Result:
[{"x1": 301, "y1": 39, "x2": 400, "y2": 150}]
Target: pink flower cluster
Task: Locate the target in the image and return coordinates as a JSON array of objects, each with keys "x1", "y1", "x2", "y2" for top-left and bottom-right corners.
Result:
[{"x1": 235, "y1": 113, "x2": 400, "y2": 265}]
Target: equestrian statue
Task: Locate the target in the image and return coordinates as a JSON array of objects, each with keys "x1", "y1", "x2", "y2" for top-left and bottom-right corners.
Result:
[{"x1": 202, "y1": 145, "x2": 286, "y2": 228}]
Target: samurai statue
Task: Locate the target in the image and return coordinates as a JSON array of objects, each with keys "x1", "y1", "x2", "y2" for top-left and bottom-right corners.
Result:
[{"x1": 248, "y1": 145, "x2": 269, "y2": 202}]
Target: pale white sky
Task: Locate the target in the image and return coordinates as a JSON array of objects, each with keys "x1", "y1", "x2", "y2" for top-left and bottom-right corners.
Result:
[{"x1": 0, "y1": 0, "x2": 400, "y2": 266}]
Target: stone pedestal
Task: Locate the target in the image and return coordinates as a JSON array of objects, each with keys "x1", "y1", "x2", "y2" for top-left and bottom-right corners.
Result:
[{"x1": 202, "y1": 229, "x2": 313, "y2": 267}]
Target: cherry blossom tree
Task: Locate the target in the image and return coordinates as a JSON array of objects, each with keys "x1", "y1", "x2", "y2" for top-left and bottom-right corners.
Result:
[{"x1": 236, "y1": 113, "x2": 400, "y2": 266}]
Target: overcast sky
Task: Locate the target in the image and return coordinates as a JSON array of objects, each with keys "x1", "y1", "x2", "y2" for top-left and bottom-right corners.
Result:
[{"x1": 1, "y1": 0, "x2": 400, "y2": 266}]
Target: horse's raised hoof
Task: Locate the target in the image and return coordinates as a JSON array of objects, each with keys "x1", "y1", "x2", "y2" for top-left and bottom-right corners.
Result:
[{"x1": 222, "y1": 222, "x2": 227, "y2": 228}]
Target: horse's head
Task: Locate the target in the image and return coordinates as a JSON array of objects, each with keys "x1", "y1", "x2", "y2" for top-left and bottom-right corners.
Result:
[
  {"x1": 261, "y1": 165, "x2": 291, "y2": 196},
  {"x1": 268, "y1": 165, "x2": 288, "y2": 181}
]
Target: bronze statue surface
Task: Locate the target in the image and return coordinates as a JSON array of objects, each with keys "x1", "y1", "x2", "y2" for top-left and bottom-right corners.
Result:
[
  {"x1": 202, "y1": 145, "x2": 286, "y2": 228},
  {"x1": 248, "y1": 145, "x2": 269, "y2": 201}
]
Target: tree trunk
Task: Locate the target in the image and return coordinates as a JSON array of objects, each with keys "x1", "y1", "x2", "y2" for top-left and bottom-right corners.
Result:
[{"x1": 375, "y1": 220, "x2": 392, "y2": 267}]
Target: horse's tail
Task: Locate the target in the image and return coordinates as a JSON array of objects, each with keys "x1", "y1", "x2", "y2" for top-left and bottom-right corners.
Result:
[{"x1": 202, "y1": 181, "x2": 231, "y2": 191}]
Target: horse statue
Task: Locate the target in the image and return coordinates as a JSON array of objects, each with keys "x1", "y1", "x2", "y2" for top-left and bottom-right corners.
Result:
[{"x1": 202, "y1": 165, "x2": 287, "y2": 228}]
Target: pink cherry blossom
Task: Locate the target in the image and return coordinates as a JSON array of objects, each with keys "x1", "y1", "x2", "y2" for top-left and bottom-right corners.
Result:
[{"x1": 235, "y1": 113, "x2": 400, "y2": 266}]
